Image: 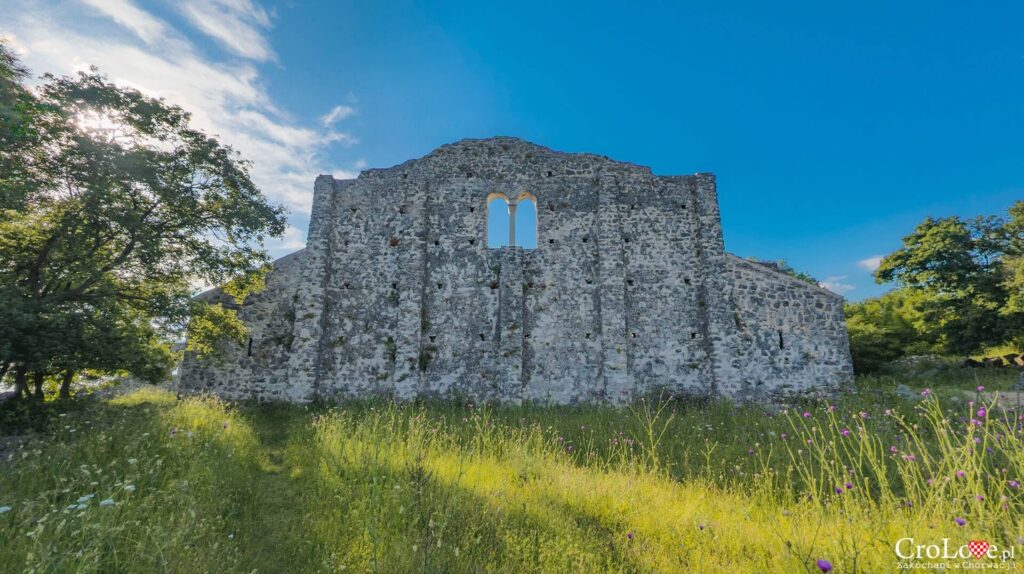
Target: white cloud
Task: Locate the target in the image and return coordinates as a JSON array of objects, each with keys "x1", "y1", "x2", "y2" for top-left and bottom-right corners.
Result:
[
  {"x1": 320, "y1": 104, "x2": 356, "y2": 126},
  {"x1": 857, "y1": 255, "x2": 884, "y2": 272},
  {"x1": 177, "y1": 0, "x2": 275, "y2": 62},
  {"x1": 819, "y1": 276, "x2": 855, "y2": 296},
  {"x1": 1, "y1": 0, "x2": 358, "y2": 258},
  {"x1": 80, "y1": 0, "x2": 167, "y2": 45}
]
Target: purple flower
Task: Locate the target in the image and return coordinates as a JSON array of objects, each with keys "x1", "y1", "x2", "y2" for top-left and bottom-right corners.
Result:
[
  {"x1": 817, "y1": 558, "x2": 833, "y2": 572},
  {"x1": 858, "y1": 411, "x2": 868, "y2": 419},
  {"x1": 921, "y1": 388, "x2": 932, "y2": 397},
  {"x1": 222, "y1": 421, "x2": 229, "y2": 429},
  {"x1": 698, "y1": 524, "x2": 705, "y2": 530},
  {"x1": 1009, "y1": 480, "x2": 1020, "y2": 489},
  {"x1": 890, "y1": 446, "x2": 898, "y2": 453},
  {"x1": 845, "y1": 482, "x2": 853, "y2": 490},
  {"x1": 977, "y1": 408, "x2": 987, "y2": 419},
  {"x1": 956, "y1": 470, "x2": 966, "y2": 479},
  {"x1": 977, "y1": 385, "x2": 985, "y2": 392},
  {"x1": 626, "y1": 531, "x2": 634, "y2": 540},
  {"x1": 834, "y1": 486, "x2": 843, "y2": 494},
  {"x1": 828, "y1": 405, "x2": 836, "y2": 413},
  {"x1": 976, "y1": 495, "x2": 984, "y2": 501},
  {"x1": 803, "y1": 411, "x2": 812, "y2": 418},
  {"x1": 841, "y1": 428, "x2": 850, "y2": 437},
  {"x1": 954, "y1": 517, "x2": 966, "y2": 527},
  {"x1": 748, "y1": 448, "x2": 755, "y2": 456},
  {"x1": 780, "y1": 433, "x2": 788, "y2": 441}
]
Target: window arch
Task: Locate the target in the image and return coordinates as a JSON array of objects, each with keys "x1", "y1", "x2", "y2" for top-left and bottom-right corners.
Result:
[
  {"x1": 486, "y1": 193, "x2": 510, "y2": 248},
  {"x1": 514, "y1": 192, "x2": 537, "y2": 249},
  {"x1": 485, "y1": 192, "x2": 538, "y2": 249}
]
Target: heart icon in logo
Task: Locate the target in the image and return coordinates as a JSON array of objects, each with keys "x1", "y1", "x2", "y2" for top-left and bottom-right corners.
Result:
[{"x1": 968, "y1": 540, "x2": 990, "y2": 559}]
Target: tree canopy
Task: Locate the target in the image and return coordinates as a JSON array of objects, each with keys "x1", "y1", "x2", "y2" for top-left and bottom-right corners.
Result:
[{"x1": 0, "y1": 42, "x2": 286, "y2": 397}]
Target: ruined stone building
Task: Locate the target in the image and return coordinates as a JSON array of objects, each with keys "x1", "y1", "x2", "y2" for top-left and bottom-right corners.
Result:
[{"x1": 179, "y1": 137, "x2": 853, "y2": 403}]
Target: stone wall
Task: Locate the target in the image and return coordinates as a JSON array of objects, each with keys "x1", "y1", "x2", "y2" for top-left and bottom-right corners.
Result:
[{"x1": 179, "y1": 137, "x2": 853, "y2": 403}]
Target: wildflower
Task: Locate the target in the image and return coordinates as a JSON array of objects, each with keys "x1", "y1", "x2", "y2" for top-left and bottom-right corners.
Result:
[
  {"x1": 956, "y1": 470, "x2": 966, "y2": 479},
  {"x1": 169, "y1": 427, "x2": 178, "y2": 438},
  {"x1": 976, "y1": 495, "x2": 984, "y2": 501},
  {"x1": 1009, "y1": 480, "x2": 1020, "y2": 489},
  {"x1": 99, "y1": 499, "x2": 115, "y2": 507},
  {"x1": 223, "y1": 421, "x2": 229, "y2": 429},
  {"x1": 817, "y1": 558, "x2": 833, "y2": 572},
  {"x1": 977, "y1": 385, "x2": 985, "y2": 392},
  {"x1": 803, "y1": 412, "x2": 811, "y2": 418},
  {"x1": 884, "y1": 409, "x2": 892, "y2": 416},
  {"x1": 0, "y1": 506, "x2": 10, "y2": 514},
  {"x1": 858, "y1": 411, "x2": 868, "y2": 419},
  {"x1": 845, "y1": 482, "x2": 853, "y2": 490},
  {"x1": 890, "y1": 446, "x2": 898, "y2": 453},
  {"x1": 954, "y1": 517, "x2": 966, "y2": 527},
  {"x1": 780, "y1": 433, "x2": 788, "y2": 441},
  {"x1": 748, "y1": 448, "x2": 755, "y2": 456},
  {"x1": 626, "y1": 531, "x2": 634, "y2": 540},
  {"x1": 828, "y1": 405, "x2": 836, "y2": 412},
  {"x1": 921, "y1": 388, "x2": 932, "y2": 397},
  {"x1": 841, "y1": 428, "x2": 850, "y2": 437},
  {"x1": 977, "y1": 408, "x2": 986, "y2": 419},
  {"x1": 806, "y1": 439, "x2": 813, "y2": 445},
  {"x1": 834, "y1": 486, "x2": 843, "y2": 494}
]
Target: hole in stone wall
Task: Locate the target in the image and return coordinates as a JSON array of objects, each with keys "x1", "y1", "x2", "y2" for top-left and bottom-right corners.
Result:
[
  {"x1": 467, "y1": 172, "x2": 473, "y2": 178},
  {"x1": 626, "y1": 279, "x2": 634, "y2": 286},
  {"x1": 690, "y1": 332, "x2": 697, "y2": 339},
  {"x1": 398, "y1": 205, "x2": 407, "y2": 214},
  {"x1": 389, "y1": 237, "x2": 399, "y2": 247},
  {"x1": 585, "y1": 333, "x2": 591, "y2": 339},
  {"x1": 489, "y1": 281, "x2": 498, "y2": 290},
  {"x1": 470, "y1": 207, "x2": 476, "y2": 213},
  {"x1": 437, "y1": 283, "x2": 443, "y2": 290},
  {"x1": 546, "y1": 171, "x2": 552, "y2": 177},
  {"x1": 350, "y1": 207, "x2": 357, "y2": 213},
  {"x1": 684, "y1": 278, "x2": 692, "y2": 285},
  {"x1": 582, "y1": 237, "x2": 588, "y2": 243},
  {"x1": 778, "y1": 330, "x2": 785, "y2": 350},
  {"x1": 548, "y1": 203, "x2": 555, "y2": 211},
  {"x1": 343, "y1": 282, "x2": 350, "y2": 289},
  {"x1": 548, "y1": 239, "x2": 555, "y2": 244},
  {"x1": 629, "y1": 204, "x2": 636, "y2": 210},
  {"x1": 391, "y1": 283, "x2": 398, "y2": 290},
  {"x1": 630, "y1": 332, "x2": 639, "y2": 338},
  {"x1": 429, "y1": 335, "x2": 436, "y2": 343},
  {"x1": 469, "y1": 239, "x2": 476, "y2": 245},
  {"x1": 434, "y1": 240, "x2": 440, "y2": 246},
  {"x1": 479, "y1": 333, "x2": 485, "y2": 341},
  {"x1": 680, "y1": 203, "x2": 687, "y2": 210},
  {"x1": 247, "y1": 337, "x2": 253, "y2": 357},
  {"x1": 402, "y1": 173, "x2": 408, "y2": 179}
]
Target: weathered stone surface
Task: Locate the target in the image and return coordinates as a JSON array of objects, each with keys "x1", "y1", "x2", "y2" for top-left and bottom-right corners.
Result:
[{"x1": 179, "y1": 137, "x2": 853, "y2": 403}]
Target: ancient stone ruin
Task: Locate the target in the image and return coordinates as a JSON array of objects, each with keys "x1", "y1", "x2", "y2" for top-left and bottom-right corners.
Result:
[{"x1": 179, "y1": 137, "x2": 853, "y2": 403}]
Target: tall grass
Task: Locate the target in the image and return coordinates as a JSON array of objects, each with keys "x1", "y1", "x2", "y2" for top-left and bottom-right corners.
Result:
[{"x1": 0, "y1": 381, "x2": 1022, "y2": 572}]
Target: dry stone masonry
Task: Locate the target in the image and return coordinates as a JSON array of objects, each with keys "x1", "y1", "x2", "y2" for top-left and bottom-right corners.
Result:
[{"x1": 179, "y1": 137, "x2": 853, "y2": 403}]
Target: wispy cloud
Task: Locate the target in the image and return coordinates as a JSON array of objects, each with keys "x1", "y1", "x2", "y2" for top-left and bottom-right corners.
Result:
[
  {"x1": 1, "y1": 0, "x2": 358, "y2": 256},
  {"x1": 320, "y1": 104, "x2": 356, "y2": 126},
  {"x1": 819, "y1": 275, "x2": 855, "y2": 296},
  {"x1": 857, "y1": 255, "x2": 884, "y2": 272},
  {"x1": 177, "y1": 0, "x2": 275, "y2": 62}
]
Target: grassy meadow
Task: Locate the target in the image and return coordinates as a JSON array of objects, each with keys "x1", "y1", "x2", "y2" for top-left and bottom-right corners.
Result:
[{"x1": 0, "y1": 370, "x2": 1022, "y2": 573}]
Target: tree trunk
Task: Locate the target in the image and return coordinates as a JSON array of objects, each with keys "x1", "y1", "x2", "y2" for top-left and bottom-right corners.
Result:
[
  {"x1": 32, "y1": 372, "x2": 45, "y2": 400},
  {"x1": 12, "y1": 366, "x2": 27, "y2": 400},
  {"x1": 59, "y1": 370, "x2": 76, "y2": 399}
]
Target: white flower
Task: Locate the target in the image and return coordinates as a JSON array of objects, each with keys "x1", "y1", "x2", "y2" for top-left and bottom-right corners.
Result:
[
  {"x1": 0, "y1": 506, "x2": 11, "y2": 514},
  {"x1": 99, "y1": 499, "x2": 115, "y2": 507},
  {"x1": 77, "y1": 494, "x2": 94, "y2": 503}
]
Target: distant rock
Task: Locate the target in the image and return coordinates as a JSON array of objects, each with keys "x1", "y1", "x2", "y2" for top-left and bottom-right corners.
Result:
[{"x1": 894, "y1": 384, "x2": 923, "y2": 401}]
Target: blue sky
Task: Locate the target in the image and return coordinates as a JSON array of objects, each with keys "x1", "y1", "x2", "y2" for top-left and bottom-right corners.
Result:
[{"x1": 3, "y1": 1, "x2": 1023, "y2": 299}]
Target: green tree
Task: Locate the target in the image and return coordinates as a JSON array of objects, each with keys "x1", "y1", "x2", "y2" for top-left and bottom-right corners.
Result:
[
  {"x1": 875, "y1": 205, "x2": 1023, "y2": 355},
  {"x1": 844, "y1": 288, "x2": 935, "y2": 372},
  {"x1": 0, "y1": 44, "x2": 286, "y2": 398}
]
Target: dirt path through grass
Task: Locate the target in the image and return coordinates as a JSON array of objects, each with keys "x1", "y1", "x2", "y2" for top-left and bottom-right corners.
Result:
[{"x1": 231, "y1": 407, "x2": 320, "y2": 573}]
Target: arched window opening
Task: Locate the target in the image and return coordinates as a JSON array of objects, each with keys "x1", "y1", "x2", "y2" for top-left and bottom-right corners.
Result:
[
  {"x1": 485, "y1": 192, "x2": 538, "y2": 249},
  {"x1": 487, "y1": 193, "x2": 511, "y2": 248},
  {"x1": 514, "y1": 193, "x2": 537, "y2": 249}
]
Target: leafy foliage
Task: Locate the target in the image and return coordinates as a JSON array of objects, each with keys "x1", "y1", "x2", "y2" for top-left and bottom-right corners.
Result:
[{"x1": 0, "y1": 43, "x2": 286, "y2": 396}]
